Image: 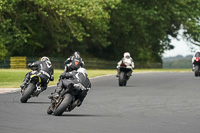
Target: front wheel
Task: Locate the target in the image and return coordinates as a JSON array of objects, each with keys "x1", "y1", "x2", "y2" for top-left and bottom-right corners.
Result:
[
  {"x1": 20, "y1": 83, "x2": 35, "y2": 103},
  {"x1": 194, "y1": 65, "x2": 200, "y2": 77},
  {"x1": 119, "y1": 72, "x2": 125, "y2": 86},
  {"x1": 54, "y1": 94, "x2": 73, "y2": 116}
]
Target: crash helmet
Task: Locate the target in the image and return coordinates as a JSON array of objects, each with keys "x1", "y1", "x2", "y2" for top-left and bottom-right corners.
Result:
[
  {"x1": 77, "y1": 67, "x2": 87, "y2": 76},
  {"x1": 74, "y1": 51, "x2": 80, "y2": 58},
  {"x1": 124, "y1": 52, "x2": 130, "y2": 59},
  {"x1": 41, "y1": 56, "x2": 50, "y2": 62}
]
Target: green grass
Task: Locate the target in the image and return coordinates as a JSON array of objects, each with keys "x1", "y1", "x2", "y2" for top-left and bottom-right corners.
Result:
[
  {"x1": 0, "y1": 69, "x2": 191, "y2": 88},
  {"x1": 0, "y1": 69, "x2": 117, "y2": 88}
]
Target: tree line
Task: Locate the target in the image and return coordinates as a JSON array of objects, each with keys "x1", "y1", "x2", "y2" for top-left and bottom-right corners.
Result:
[
  {"x1": 1, "y1": 0, "x2": 200, "y2": 63},
  {"x1": 163, "y1": 55, "x2": 193, "y2": 68}
]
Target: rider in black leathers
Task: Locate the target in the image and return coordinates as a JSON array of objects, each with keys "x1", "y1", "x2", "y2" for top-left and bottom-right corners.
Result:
[
  {"x1": 49, "y1": 67, "x2": 91, "y2": 109},
  {"x1": 192, "y1": 50, "x2": 200, "y2": 71},
  {"x1": 20, "y1": 56, "x2": 54, "y2": 93},
  {"x1": 64, "y1": 51, "x2": 84, "y2": 72}
]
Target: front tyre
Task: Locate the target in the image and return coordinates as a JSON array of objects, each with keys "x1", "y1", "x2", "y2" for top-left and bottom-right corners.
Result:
[
  {"x1": 54, "y1": 94, "x2": 73, "y2": 116},
  {"x1": 20, "y1": 83, "x2": 35, "y2": 103},
  {"x1": 194, "y1": 65, "x2": 199, "y2": 77},
  {"x1": 119, "y1": 71, "x2": 125, "y2": 86}
]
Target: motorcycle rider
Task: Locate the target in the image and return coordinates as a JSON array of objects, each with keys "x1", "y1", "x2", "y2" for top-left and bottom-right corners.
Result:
[
  {"x1": 64, "y1": 51, "x2": 84, "y2": 72},
  {"x1": 116, "y1": 52, "x2": 135, "y2": 77},
  {"x1": 192, "y1": 50, "x2": 200, "y2": 71},
  {"x1": 49, "y1": 67, "x2": 91, "y2": 111},
  {"x1": 20, "y1": 56, "x2": 54, "y2": 95}
]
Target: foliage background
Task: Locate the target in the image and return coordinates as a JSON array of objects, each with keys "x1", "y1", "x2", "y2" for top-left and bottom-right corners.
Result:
[
  {"x1": 1, "y1": 0, "x2": 200, "y2": 62},
  {"x1": 163, "y1": 55, "x2": 193, "y2": 68}
]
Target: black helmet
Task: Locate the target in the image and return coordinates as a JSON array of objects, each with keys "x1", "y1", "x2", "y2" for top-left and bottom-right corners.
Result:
[{"x1": 74, "y1": 51, "x2": 80, "y2": 58}]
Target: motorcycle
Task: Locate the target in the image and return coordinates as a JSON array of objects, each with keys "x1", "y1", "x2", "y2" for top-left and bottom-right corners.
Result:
[
  {"x1": 194, "y1": 57, "x2": 200, "y2": 76},
  {"x1": 20, "y1": 73, "x2": 43, "y2": 103},
  {"x1": 47, "y1": 82, "x2": 83, "y2": 116},
  {"x1": 118, "y1": 63, "x2": 132, "y2": 86}
]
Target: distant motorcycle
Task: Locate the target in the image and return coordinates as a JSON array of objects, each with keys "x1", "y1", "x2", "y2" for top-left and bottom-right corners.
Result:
[
  {"x1": 118, "y1": 63, "x2": 132, "y2": 86},
  {"x1": 194, "y1": 57, "x2": 200, "y2": 76},
  {"x1": 20, "y1": 72, "x2": 43, "y2": 103},
  {"x1": 47, "y1": 81, "x2": 85, "y2": 116}
]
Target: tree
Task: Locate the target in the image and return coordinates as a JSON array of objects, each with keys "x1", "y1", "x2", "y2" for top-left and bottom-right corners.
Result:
[
  {"x1": 100, "y1": 0, "x2": 200, "y2": 62},
  {"x1": 0, "y1": 0, "x2": 200, "y2": 63}
]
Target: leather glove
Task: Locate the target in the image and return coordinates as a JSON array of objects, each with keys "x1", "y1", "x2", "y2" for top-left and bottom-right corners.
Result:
[
  {"x1": 50, "y1": 75, "x2": 54, "y2": 81},
  {"x1": 59, "y1": 73, "x2": 66, "y2": 79}
]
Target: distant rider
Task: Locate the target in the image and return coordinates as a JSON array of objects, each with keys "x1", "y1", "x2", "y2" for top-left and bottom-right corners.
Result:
[
  {"x1": 20, "y1": 56, "x2": 54, "y2": 94},
  {"x1": 192, "y1": 50, "x2": 200, "y2": 71},
  {"x1": 116, "y1": 52, "x2": 135, "y2": 77},
  {"x1": 49, "y1": 67, "x2": 91, "y2": 111},
  {"x1": 64, "y1": 51, "x2": 84, "y2": 72}
]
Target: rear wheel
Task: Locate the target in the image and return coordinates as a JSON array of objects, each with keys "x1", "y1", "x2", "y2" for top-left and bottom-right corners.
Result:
[
  {"x1": 54, "y1": 94, "x2": 73, "y2": 116},
  {"x1": 194, "y1": 65, "x2": 199, "y2": 77},
  {"x1": 20, "y1": 83, "x2": 35, "y2": 103},
  {"x1": 119, "y1": 72, "x2": 125, "y2": 86}
]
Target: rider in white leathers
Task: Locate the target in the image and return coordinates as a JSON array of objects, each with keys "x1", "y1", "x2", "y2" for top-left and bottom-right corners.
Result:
[{"x1": 116, "y1": 52, "x2": 135, "y2": 77}]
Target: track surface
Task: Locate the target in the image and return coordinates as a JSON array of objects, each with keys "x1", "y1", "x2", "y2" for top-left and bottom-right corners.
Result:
[{"x1": 1, "y1": 72, "x2": 200, "y2": 133}]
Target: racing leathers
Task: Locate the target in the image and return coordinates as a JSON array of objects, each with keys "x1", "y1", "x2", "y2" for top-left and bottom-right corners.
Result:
[
  {"x1": 116, "y1": 57, "x2": 135, "y2": 77},
  {"x1": 64, "y1": 56, "x2": 84, "y2": 72},
  {"x1": 20, "y1": 60, "x2": 54, "y2": 91},
  {"x1": 50, "y1": 70, "x2": 91, "y2": 108}
]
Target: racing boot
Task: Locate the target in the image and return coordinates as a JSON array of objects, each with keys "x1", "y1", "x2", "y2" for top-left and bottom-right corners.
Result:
[
  {"x1": 20, "y1": 81, "x2": 28, "y2": 92},
  {"x1": 116, "y1": 68, "x2": 120, "y2": 77},
  {"x1": 48, "y1": 92, "x2": 59, "y2": 99},
  {"x1": 20, "y1": 72, "x2": 31, "y2": 89},
  {"x1": 20, "y1": 82, "x2": 26, "y2": 89}
]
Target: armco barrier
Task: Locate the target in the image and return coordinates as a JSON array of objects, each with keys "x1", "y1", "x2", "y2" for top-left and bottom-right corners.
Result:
[{"x1": 0, "y1": 57, "x2": 162, "y2": 69}]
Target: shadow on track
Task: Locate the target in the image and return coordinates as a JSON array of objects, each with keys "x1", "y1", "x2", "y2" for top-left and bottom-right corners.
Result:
[
  {"x1": 26, "y1": 101, "x2": 50, "y2": 104},
  {"x1": 60, "y1": 114, "x2": 105, "y2": 117}
]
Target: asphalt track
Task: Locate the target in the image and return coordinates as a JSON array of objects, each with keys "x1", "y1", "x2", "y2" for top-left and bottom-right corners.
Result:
[{"x1": 1, "y1": 72, "x2": 200, "y2": 133}]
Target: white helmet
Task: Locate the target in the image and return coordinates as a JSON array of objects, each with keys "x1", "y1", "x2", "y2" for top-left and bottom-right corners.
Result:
[
  {"x1": 41, "y1": 56, "x2": 50, "y2": 62},
  {"x1": 77, "y1": 67, "x2": 87, "y2": 76},
  {"x1": 74, "y1": 51, "x2": 80, "y2": 58},
  {"x1": 124, "y1": 52, "x2": 130, "y2": 58}
]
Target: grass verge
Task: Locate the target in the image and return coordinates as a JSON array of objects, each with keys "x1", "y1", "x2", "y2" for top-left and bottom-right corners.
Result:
[{"x1": 0, "y1": 69, "x2": 191, "y2": 88}]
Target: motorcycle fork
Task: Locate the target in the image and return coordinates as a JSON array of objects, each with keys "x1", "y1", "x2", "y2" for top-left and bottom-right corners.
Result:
[{"x1": 53, "y1": 97, "x2": 64, "y2": 111}]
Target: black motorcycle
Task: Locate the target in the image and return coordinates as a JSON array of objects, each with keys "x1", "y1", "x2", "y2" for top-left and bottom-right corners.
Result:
[
  {"x1": 118, "y1": 63, "x2": 132, "y2": 86},
  {"x1": 47, "y1": 82, "x2": 83, "y2": 116},
  {"x1": 20, "y1": 73, "x2": 43, "y2": 103},
  {"x1": 194, "y1": 57, "x2": 200, "y2": 76}
]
